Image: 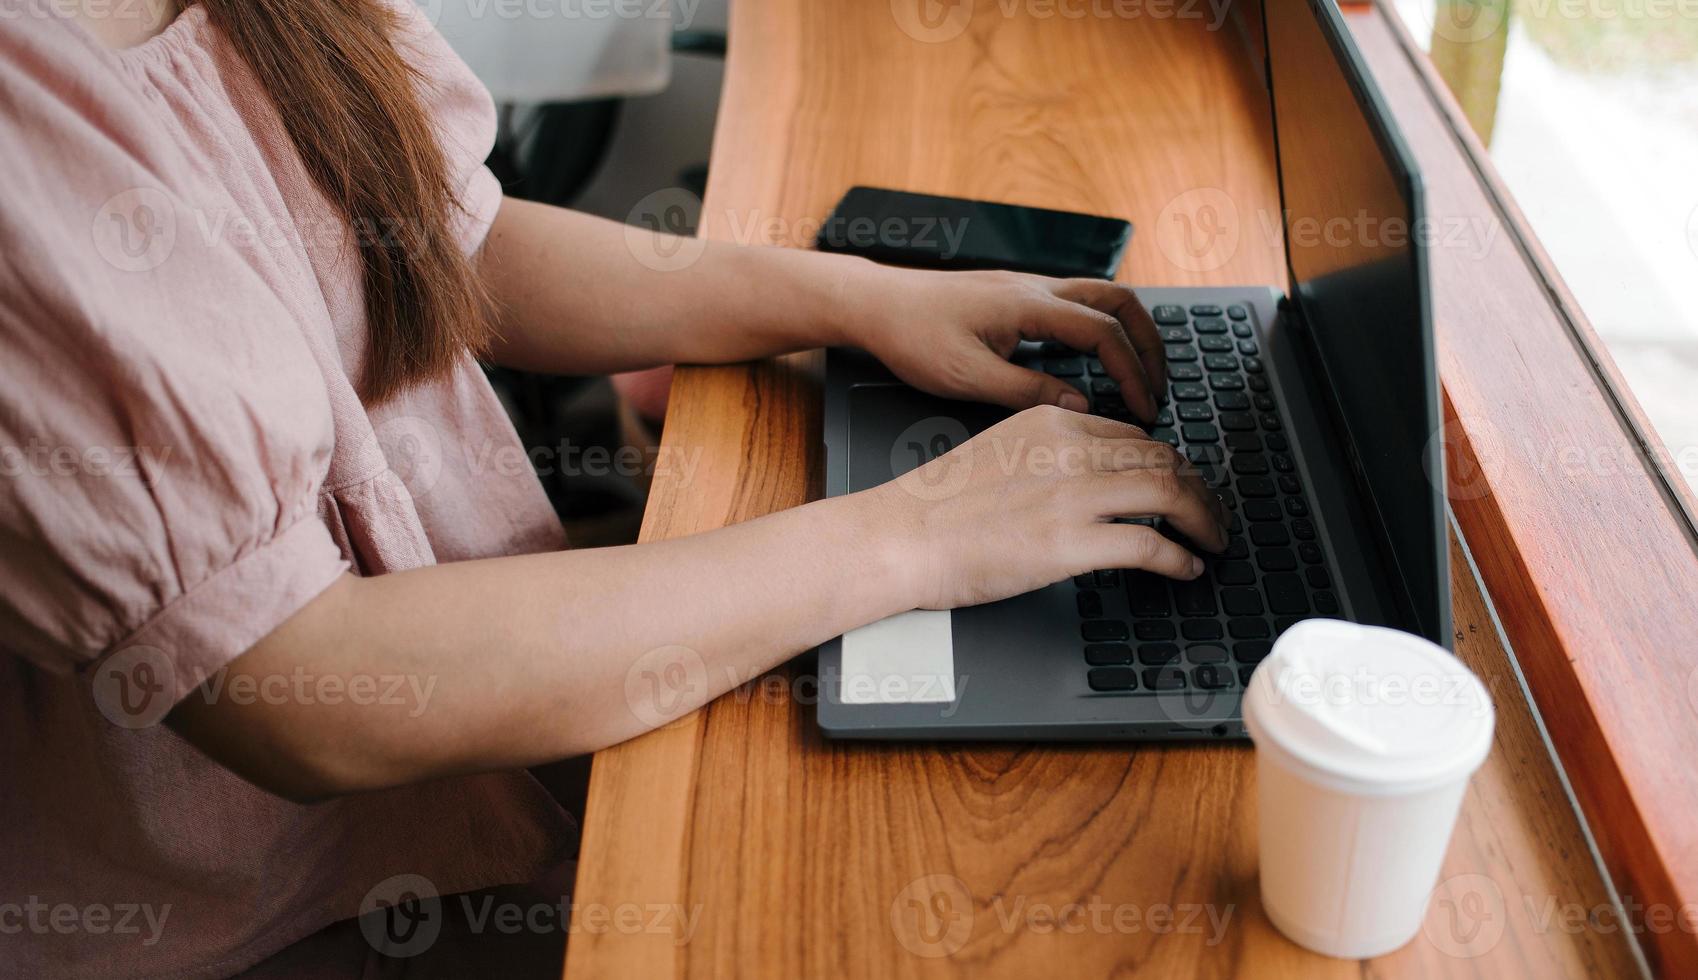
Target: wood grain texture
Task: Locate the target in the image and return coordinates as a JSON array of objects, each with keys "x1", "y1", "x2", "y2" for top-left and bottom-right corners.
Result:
[
  {"x1": 566, "y1": 1, "x2": 1644, "y2": 976},
  {"x1": 1352, "y1": 10, "x2": 1698, "y2": 977}
]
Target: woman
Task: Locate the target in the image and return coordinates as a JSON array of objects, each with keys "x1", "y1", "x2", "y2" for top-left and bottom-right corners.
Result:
[{"x1": 0, "y1": 0, "x2": 1225, "y2": 976}]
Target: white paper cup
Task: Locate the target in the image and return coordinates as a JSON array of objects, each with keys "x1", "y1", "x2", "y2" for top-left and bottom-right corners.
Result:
[{"x1": 1243, "y1": 619, "x2": 1494, "y2": 959}]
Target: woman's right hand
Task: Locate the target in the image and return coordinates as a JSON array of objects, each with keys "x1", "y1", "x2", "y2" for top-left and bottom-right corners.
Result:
[{"x1": 869, "y1": 404, "x2": 1230, "y2": 611}]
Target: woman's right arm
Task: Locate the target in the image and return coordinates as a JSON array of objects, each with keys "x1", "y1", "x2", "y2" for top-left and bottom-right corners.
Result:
[{"x1": 168, "y1": 407, "x2": 1225, "y2": 803}]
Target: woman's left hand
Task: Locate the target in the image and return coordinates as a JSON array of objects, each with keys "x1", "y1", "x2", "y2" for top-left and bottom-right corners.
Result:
[{"x1": 845, "y1": 264, "x2": 1169, "y2": 424}]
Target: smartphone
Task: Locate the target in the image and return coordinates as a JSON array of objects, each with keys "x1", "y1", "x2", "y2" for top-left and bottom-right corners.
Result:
[{"x1": 815, "y1": 186, "x2": 1132, "y2": 280}]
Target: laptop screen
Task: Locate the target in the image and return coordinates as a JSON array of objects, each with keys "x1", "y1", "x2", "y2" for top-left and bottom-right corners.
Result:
[{"x1": 1264, "y1": 0, "x2": 1447, "y2": 642}]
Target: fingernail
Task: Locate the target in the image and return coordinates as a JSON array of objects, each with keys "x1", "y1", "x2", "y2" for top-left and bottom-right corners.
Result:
[
  {"x1": 1058, "y1": 391, "x2": 1088, "y2": 413},
  {"x1": 1189, "y1": 556, "x2": 1205, "y2": 577}
]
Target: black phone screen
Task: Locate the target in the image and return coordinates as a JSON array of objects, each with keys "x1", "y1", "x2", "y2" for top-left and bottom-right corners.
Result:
[{"x1": 816, "y1": 187, "x2": 1132, "y2": 280}]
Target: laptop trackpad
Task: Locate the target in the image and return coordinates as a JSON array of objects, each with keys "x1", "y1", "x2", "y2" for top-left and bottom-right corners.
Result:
[{"x1": 840, "y1": 609, "x2": 956, "y2": 704}]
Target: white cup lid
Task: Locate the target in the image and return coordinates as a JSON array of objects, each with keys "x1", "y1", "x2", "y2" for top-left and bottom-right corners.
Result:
[{"x1": 1243, "y1": 619, "x2": 1495, "y2": 795}]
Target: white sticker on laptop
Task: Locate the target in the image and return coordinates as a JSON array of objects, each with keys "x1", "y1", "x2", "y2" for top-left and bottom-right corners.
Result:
[{"x1": 839, "y1": 609, "x2": 957, "y2": 705}]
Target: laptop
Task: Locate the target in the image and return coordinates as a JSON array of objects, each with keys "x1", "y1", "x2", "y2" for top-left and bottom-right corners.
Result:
[{"x1": 816, "y1": 0, "x2": 1449, "y2": 740}]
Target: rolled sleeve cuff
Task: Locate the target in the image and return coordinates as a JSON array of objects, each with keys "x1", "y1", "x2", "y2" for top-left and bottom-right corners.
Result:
[{"x1": 106, "y1": 517, "x2": 350, "y2": 708}]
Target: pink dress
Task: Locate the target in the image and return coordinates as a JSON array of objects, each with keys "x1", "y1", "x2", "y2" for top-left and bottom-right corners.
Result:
[{"x1": 0, "y1": 2, "x2": 574, "y2": 976}]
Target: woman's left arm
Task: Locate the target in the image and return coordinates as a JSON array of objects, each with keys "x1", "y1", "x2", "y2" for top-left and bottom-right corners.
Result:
[{"x1": 480, "y1": 197, "x2": 1171, "y2": 422}]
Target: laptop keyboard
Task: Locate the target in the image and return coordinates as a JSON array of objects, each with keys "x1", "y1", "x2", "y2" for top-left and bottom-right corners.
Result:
[{"x1": 1024, "y1": 302, "x2": 1341, "y2": 697}]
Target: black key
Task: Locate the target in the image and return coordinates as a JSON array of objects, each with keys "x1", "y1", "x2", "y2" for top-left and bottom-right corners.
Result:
[
  {"x1": 1215, "y1": 560, "x2": 1255, "y2": 586},
  {"x1": 1156, "y1": 408, "x2": 1174, "y2": 426},
  {"x1": 1166, "y1": 344, "x2": 1198, "y2": 362},
  {"x1": 1186, "y1": 443, "x2": 1224, "y2": 465},
  {"x1": 1172, "y1": 382, "x2": 1208, "y2": 401},
  {"x1": 1298, "y1": 542, "x2": 1324, "y2": 564},
  {"x1": 1189, "y1": 303, "x2": 1223, "y2": 317},
  {"x1": 1193, "y1": 664, "x2": 1232, "y2": 690},
  {"x1": 1225, "y1": 431, "x2": 1261, "y2": 453},
  {"x1": 1169, "y1": 363, "x2": 1203, "y2": 381},
  {"x1": 1159, "y1": 325, "x2": 1191, "y2": 343},
  {"x1": 1265, "y1": 432, "x2": 1290, "y2": 452},
  {"x1": 1243, "y1": 356, "x2": 1264, "y2": 374},
  {"x1": 1216, "y1": 488, "x2": 1238, "y2": 511},
  {"x1": 1074, "y1": 574, "x2": 1095, "y2": 588},
  {"x1": 1228, "y1": 617, "x2": 1271, "y2": 639},
  {"x1": 1221, "y1": 588, "x2": 1264, "y2": 616},
  {"x1": 1203, "y1": 354, "x2": 1238, "y2": 372},
  {"x1": 1095, "y1": 568, "x2": 1121, "y2": 587},
  {"x1": 1077, "y1": 591, "x2": 1104, "y2": 618},
  {"x1": 1171, "y1": 577, "x2": 1217, "y2": 617},
  {"x1": 1150, "y1": 427, "x2": 1179, "y2": 447},
  {"x1": 1138, "y1": 642, "x2": 1181, "y2": 666},
  {"x1": 1177, "y1": 403, "x2": 1214, "y2": 422},
  {"x1": 1135, "y1": 620, "x2": 1177, "y2": 642},
  {"x1": 1088, "y1": 358, "x2": 1107, "y2": 376},
  {"x1": 1250, "y1": 524, "x2": 1290, "y2": 547},
  {"x1": 1226, "y1": 512, "x2": 1242, "y2": 534},
  {"x1": 1285, "y1": 496, "x2": 1310, "y2": 518},
  {"x1": 1193, "y1": 317, "x2": 1229, "y2": 334},
  {"x1": 1126, "y1": 572, "x2": 1171, "y2": 617},
  {"x1": 1237, "y1": 339, "x2": 1260, "y2": 355},
  {"x1": 1231, "y1": 322, "x2": 1253, "y2": 338},
  {"x1": 1040, "y1": 341, "x2": 1080, "y2": 356},
  {"x1": 1274, "y1": 616, "x2": 1306, "y2": 635},
  {"x1": 1083, "y1": 620, "x2": 1129, "y2": 642},
  {"x1": 1315, "y1": 591, "x2": 1340, "y2": 615},
  {"x1": 1223, "y1": 536, "x2": 1249, "y2": 559},
  {"x1": 1244, "y1": 499, "x2": 1282, "y2": 523},
  {"x1": 1045, "y1": 357, "x2": 1087, "y2": 377},
  {"x1": 1219, "y1": 412, "x2": 1255, "y2": 432},
  {"x1": 1097, "y1": 397, "x2": 1130, "y2": 421},
  {"x1": 1227, "y1": 304, "x2": 1248, "y2": 320},
  {"x1": 1199, "y1": 335, "x2": 1234, "y2": 353},
  {"x1": 1239, "y1": 666, "x2": 1258, "y2": 686},
  {"x1": 1271, "y1": 453, "x2": 1295, "y2": 473},
  {"x1": 1256, "y1": 547, "x2": 1297, "y2": 572},
  {"x1": 1091, "y1": 378, "x2": 1120, "y2": 397},
  {"x1": 1254, "y1": 394, "x2": 1277, "y2": 412},
  {"x1": 1264, "y1": 572, "x2": 1308, "y2": 615},
  {"x1": 1239, "y1": 477, "x2": 1276, "y2": 498},
  {"x1": 1152, "y1": 304, "x2": 1189, "y2": 325},
  {"x1": 1259, "y1": 413, "x2": 1283, "y2": 432},
  {"x1": 1088, "y1": 667, "x2": 1138, "y2": 692},
  {"x1": 1230, "y1": 454, "x2": 1269, "y2": 475},
  {"x1": 1182, "y1": 619, "x2": 1224, "y2": 640},
  {"x1": 1208, "y1": 373, "x2": 1245, "y2": 392},
  {"x1": 1277, "y1": 474, "x2": 1302, "y2": 496},
  {"x1": 1215, "y1": 391, "x2": 1250, "y2": 412},
  {"x1": 1181, "y1": 423, "x2": 1220, "y2": 444},
  {"x1": 1188, "y1": 643, "x2": 1229, "y2": 664},
  {"x1": 1085, "y1": 643, "x2": 1134, "y2": 665},
  {"x1": 1306, "y1": 566, "x2": 1333, "y2": 589},
  {"x1": 1144, "y1": 666, "x2": 1188, "y2": 691},
  {"x1": 1234, "y1": 640, "x2": 1273, "y2": 663},
  {"x1": 1248, "y1": 374, "x2": 1270, "y2": 393}
]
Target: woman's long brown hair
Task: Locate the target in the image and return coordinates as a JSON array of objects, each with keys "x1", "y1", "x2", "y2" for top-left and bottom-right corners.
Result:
[{"x1": 191, "y1": 0, "x2": 492, "y2": 403}]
